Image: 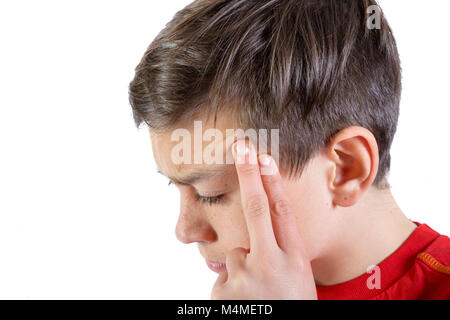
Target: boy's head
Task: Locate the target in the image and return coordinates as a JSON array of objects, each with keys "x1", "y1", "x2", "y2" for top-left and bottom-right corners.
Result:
[{"x1": 129, "y1": 0, "x2": 401, "y2": 271}]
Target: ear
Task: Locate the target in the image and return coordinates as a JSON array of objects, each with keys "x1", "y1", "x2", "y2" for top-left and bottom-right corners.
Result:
[{"x1": 325, "y1": 126, "x2": 379, "y2": 207}]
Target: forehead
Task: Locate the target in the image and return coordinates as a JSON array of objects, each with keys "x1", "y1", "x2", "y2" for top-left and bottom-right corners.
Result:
[{"x1": 150, "y1": 112, "x2": 237, "y2": 180}]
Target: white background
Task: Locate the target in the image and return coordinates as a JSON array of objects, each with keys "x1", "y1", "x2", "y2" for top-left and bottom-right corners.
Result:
[{"x1": 0, "y1": 0, "x2": 449, "y2": 299}]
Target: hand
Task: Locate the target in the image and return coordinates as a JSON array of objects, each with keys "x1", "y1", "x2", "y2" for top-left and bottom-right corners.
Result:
[{"x1": 211, "y1": 140, "x2": 317, "y2": 300}]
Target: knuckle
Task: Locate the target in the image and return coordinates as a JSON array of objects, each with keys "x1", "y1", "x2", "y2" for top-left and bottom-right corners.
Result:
[
  {"x1": 272, "y1": 199, "x2": 291, "y2": 216},
  {"x1": 245, "y1": 194, "x2": 268, "y2": 217}
]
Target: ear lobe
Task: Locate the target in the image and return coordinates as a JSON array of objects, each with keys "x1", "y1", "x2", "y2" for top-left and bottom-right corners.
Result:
[{"x1": 327, "y1": 126, "x2": 379, "y2": 207}]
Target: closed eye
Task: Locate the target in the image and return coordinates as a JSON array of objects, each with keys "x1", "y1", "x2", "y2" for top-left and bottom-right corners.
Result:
[
  {"x1": 195, "y1": 193, "x2": 225, "y2": 205},
  {"x1": 167, "y1": 179, "x2": 225, "y2": 206}
]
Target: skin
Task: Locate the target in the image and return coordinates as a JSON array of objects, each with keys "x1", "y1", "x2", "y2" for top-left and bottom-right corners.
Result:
[{"x1": 150, "y1": 113, "x2": 417, "y2": 298}]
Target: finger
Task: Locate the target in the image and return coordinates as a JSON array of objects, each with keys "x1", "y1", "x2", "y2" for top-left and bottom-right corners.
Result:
[
  {"x1": 211, "y1": 271, "x2": 228, "y2": 300},
  {"x1": 225, "y1": 247, "x2": 248, "y2": 277},
  {"x1": 232, "y1": 140, "x2": 277, "y2": 253},
  {"x1": 258, "y1": 154, "x2": 307, "y2": 255}
]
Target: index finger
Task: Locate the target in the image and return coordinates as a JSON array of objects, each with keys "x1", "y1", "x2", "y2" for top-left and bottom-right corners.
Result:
[
  {"x1": 232, "y1": 139, "x2": 278, "y2": 253},
  {"x1": 259, "y1": 154, "x2": 307, "y2": 255}
]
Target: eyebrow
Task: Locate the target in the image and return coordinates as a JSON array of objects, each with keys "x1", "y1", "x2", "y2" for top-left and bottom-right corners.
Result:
[{"x1": 156, "y1": 167, "x2": 230, "y2": 186}]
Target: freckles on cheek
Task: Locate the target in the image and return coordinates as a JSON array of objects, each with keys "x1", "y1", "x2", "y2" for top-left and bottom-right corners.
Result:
[{"x1": 207, "y1": 203, "x2": 250, "y2": 249}]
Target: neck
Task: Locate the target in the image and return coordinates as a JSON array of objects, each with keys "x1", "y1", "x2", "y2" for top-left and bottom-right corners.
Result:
[{"x1": 311, "y1": 186, "x2": 417, "y2": 286}]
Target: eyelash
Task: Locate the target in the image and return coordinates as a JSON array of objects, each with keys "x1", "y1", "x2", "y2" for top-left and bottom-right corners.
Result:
[
  {"x1": 168, "y1": 180, "x2": 224, "y2": 205},
  {"x1": 195, "y1": 193, "x2": 225, "y2": 205}
]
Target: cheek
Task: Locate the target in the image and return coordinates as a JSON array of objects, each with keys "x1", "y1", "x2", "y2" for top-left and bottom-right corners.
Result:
[
  {"x1": 207, "y1": 193, "x2": 250, "y2": 250},
  {"x1": 288, "y1": 182, "x2": 325, "y2": 219},
  {"x1": 283, "y1": 170, "x2": 334, "y2": 259}
]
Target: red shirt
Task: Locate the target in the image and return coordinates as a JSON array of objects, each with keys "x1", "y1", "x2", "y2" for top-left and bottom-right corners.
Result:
[{"x1": 316, "y1": 223, "x2": 450, "y2": 300}]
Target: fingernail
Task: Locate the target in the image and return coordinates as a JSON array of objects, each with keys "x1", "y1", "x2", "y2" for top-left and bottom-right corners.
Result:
[
  {"x1": 232, "y1": 140, "x2": 249, "y2": 164},
  {"x1": 259, "y1": 154, "x2": 278, "y2": 176}
]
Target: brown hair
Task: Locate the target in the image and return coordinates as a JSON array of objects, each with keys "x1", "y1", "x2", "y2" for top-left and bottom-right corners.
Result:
[{"x1": 129, "y1": 0, "x2": 402, "y2": 189}]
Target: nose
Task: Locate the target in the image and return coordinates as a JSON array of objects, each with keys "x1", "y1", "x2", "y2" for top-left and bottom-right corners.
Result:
[{"x1": 175, "y1": 208, "x2": 217, "y2": 244}]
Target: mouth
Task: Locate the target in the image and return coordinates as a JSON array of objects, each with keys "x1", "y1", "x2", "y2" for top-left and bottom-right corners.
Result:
[{"x1": 205, "y1": 259, "x2": 226, "y2": 273}]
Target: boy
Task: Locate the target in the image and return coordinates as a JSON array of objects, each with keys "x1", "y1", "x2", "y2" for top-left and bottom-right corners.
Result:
[{"x1": 128, "y1": 0, "x2": 450, "y2": 299}]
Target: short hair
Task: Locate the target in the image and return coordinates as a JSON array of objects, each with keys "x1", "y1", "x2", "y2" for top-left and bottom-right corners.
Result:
[{"x1": 129, "y1": 0, "x2": 402, "y2": 189}]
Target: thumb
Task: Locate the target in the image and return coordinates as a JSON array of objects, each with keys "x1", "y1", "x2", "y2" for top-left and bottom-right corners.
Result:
[{"x1": 211, "y1": 270, "x2": 228, "y2": 300}]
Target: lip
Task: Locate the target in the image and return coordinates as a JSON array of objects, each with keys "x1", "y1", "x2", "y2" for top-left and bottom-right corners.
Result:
[{"x1": 205, "y1": 259, "x2": 226, "y2": 273}]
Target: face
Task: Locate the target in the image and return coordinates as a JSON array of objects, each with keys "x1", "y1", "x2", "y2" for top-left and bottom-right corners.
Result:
[{"x1": 150, "y1": 113, "x2": 338, "y2": 274}]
